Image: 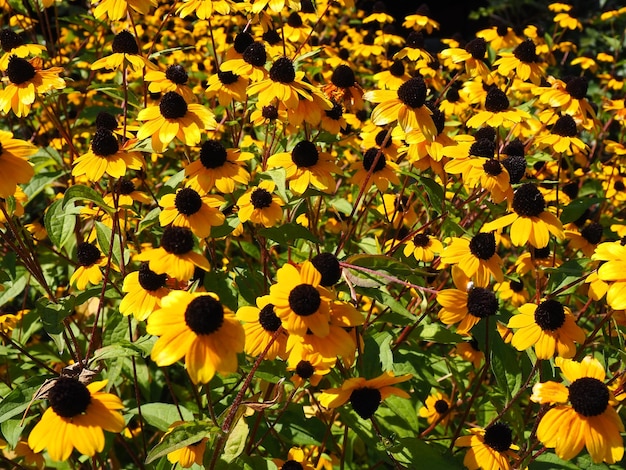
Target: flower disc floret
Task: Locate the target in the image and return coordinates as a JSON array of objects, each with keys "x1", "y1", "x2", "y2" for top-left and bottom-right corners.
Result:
[
  {"x1": 291, "y1": 140, "x2": 319, "y2": 168},
  {"x1": 283, "y1": 461, "x2": 303, "y2": 470},
  {"x1": 565, "y1": 76, "x2": 588, "y2": 99},
  {"x1": 363, "y1": 147, "x2": 386, "y2": 172},
  {"x1": 199, "y1": 139, "x2": 228, "y2": 168},
  {"x1": 174, "y1": 187, "x2": 202, "y2": 215},
  {"x1": 350, "y1": 387, "x2": 382, "y2": 419},
  {"x1": 569, "y1": 377, "x2": 609, "y2": 417},
  {"x1": 397, "y1": 77, "x2": 427, "y2": 108},
  {"x1": 7, "y1": 56, "x2": 35, "y2": 84},
  {"x1": 467, "y1": 288, "x2": 498, "y2": 318},
  {"x1": 161, "y1": 226, "x2": 194, "y2": 254},
  {"x1": 485, "y1": 88, "x2": 509, "y2": 112},
  {"x1": 90, "y1": 128, "x2": 119, "y2": 156},
  {"x1": 250, "y1": 187, "x2": 273, "y2": 209},
  {"x1": 325, "y1": 102, "x2": 343, "y2": 120},
  {"x1": 413, "y1": 233, "x2": 430, "y2": 247},
  {"x1": 76, "y1": 242, "x2": 101, "y2": 266},
  {"x1": 234, "y1": 32, "x2": 254, "y2": 54},
  {"x1": 475, "y1": 126, "x2": 496, "y2": 142},
  {"x1": 375, "y1": 130, "x2": 392, "y2": 148},
  {"x1": 311, "y1": 252, "x2": 342, "y2": 286},
  {"x1": 552, "y1": 114, "x2": 578, "y2": 137},
  {"x1": 483, "y1": 159, "x2": 503, "y2": 176},
  {"x1": 513, "y1": 183, "x2": 545, "y2": 217},
  {"x1": 295, "y1": 360, "x2": 315, "y2": 379},
  {"x1": 258, "y1": 303, "x2": 281, "y2": 332},
  {"x1": 502, "y1": 155, "x2": 526, "y2": 184},
  {"x1": 262, "y1": 105, "x2": 278, "y2": 120},
  {"x1": 434, "y1": 399, "x2": 449, "y2": 413},
  {"x1": 534, "y1": 299, "x2": 565, "y2": 331},
  {"x1": 138, "y1": 262, "x2": 167, "y2": 291},
  {"x1": 184, "y1": 295, "x2": 224, "y2": 335},
  {"x1": 470, "y1": 138, "x2": 495, "y2": 158},
  {"x1": 269, "y1": 57, "x2": 296, "y2": 83},
  {"x1": 469, "y1": 232, "x2": 496, "y2": 260},
  {"x1": 484, "y1": 423, "x2": 513, "y2": 452},
  {"x1": 0, "y1": 29, "x2": 23, "y2": 51},
  {"x1": 331, "y1": 64, "x2": 356, "y2": 88},
  {"x1": 116, "y1": 178, "x2": 135, "y2": 195},
  {"x1": 95, "y1": 111, "x2": 118, "y2": 130},
  {"x1": 581, "y1": 223, "x2": 603, "y2": 244},
  {"x1": 165, "y1": 64, "x2": 188, "y2": 84},
  {"x1": 513, "y1": 39, "x2": 538, "y2": 63},
  {"x1": 389, "y1": 60, "x2": 405, "y2": 77},
  {"x1": 288, "y1": 284, "x2": 321, "y2": 316},
  {"x1": 217, "y1": 70, "x2": 238, "y2": 85},
  {"x1": 287, "y1": 12, "x2": 303, "y2": 27},
  {"x1": 111, "y1": 30, "x2": 139, "y2": 54},
  {"x1": 48, "y1": 377, "x2": 91, "y2": 418},
  {"x1": 159, "y1": 91, "x2": 187, "y2": 119},
  {"x1": 465, "y1": 37, "x2": 487, "y2": 59}
]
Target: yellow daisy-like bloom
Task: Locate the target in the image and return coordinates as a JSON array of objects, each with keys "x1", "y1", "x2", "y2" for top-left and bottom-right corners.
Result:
[
  {"x1": 92, "y1": 0, "x2": 156, "y2": 20},
  {"x1": 177, "y1": 0, "x2": 233, "y2": 19},
  {"x1": 363, "y1": 76, "x2": 437, "y2": 138},
  {"x1": 287, "y1": 346, "x2": 334, "y2": 388},
  {"x1": 135, "y1": 226, "x2": 210, "y2": 282},
  {"x1": 147, "y1": 290, "x2": 245, "y2": 384},
  {"x1": 419, "y1": 391, "x2": 454, "y2": 428},
  {"x1": 508, "y1": 298, "x2": 585, "y2": 359},
  {"x1": 439, "y1": 233, "x2": 504, "y2": 287},
  {"x1": 236, "y1": 180, "x2": 284, "y2": 227},
  {"x1": 236, "y1": 295, "x2": 288, "y2": 360},
  {"x1": 159, "y1": 187, "x2": 225, "y2": 238},
  {"x1": 144, "y1": 64, "x2": 196, "y2": 103},
  {"x1": 437, "y1": 266, "x2": 499, "y2": 334},
  {"x1": 136, "y1": 91, "x2": 217, "y2": 153},
  {"x1": 535, "y1": 76, "x2": 596, "y2": 123},
  {"x1": 0, "y1": 56, "x2": 64, "y2": 117},
  {"x1": 164, "y1": 421, "x2": 209, "y2": 468},
  {"x1": 91, "y1": 30, "x2": 154, "y2": 73},
  {"x1": 349, "y1": 146, "x2": 400, "y2": 192},
  {"x1": 402, "y1": 5, "x2": 440, "y2": 33},
  {"x1": 269, "y1": 261, "x2": 332, "y2": 337},
  {"x1": 534, "y1": 114, "x2": 587, "y2": 155},
  {"x1": 454, "y1": 337, "x2": 485, "y2": 368},
  {"x1": 273, "y1": 447, "x2": 316, "y2": 470},
  {"x1": 439, "y1": 37, "x2": 490, "y2": 78},
  {"x1": 205, "y1": 68, "x2": 248, "y2": 106},
  {"x1": 318, "y1": 371, "x2": 412, "y2": 419},
  {"x1": 69, "y1": 242, "x2": 108, "y2": 290},
  {"x1": 494, "y1": 279, "x2": 528, "y2": 307},
  {"x1": 72, "y1": 129, "x2": 145, "y2": 182},
  {"x1": 0, "y1": 29, "x2": 45, "y2": 70},
  {"x1": 119, "y1": 263, "x2": 169, "y2": 321},
  {"x1": 481, "y1": 183, "x2": 564, "y2": 248},
  {"x1": 565, "y1": 221, "x2": 603, "y2": 257},
  {"x1": 455, "y1": 422, "x2": 519, "y2": 470},
  {"x1": 402, "y1": 232, "x2": 444, "y2": 262},
  {"x1": 592, "y1": 240, "x2": 626, "y2": 310},
  {"x1": 28, "y1": 378, "x2": 124, "y2": 461},
  {"x1": 267, "y1": 140, "x2": 339, "y2": 195},
  {"x1": 493, "y1": 38, "x2": 545, "y2": 85},
  {"x1": 185, "y1": 139, "x2": 251, "y2": 194},
  {"x1": 531, "y1": 356, "x2": 625, "y2": 464},
  {"x1": 0, "y1": 129, "x2": 36, "y2": 198},
  {"x1": 466, "y1": 86, "x2": 531, "y2": 129}
]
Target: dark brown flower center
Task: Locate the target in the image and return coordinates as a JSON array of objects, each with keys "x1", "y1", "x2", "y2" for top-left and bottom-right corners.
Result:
[
  {"x1": 551, "y1": 115, "x2": 578, "y2": 137},
  {"x1": 233, "y1": 32, "x2": 254, "y2": 54},
  {"x1": 581, "y1": 222, "x2": 603, "y2": 244},
  {"x1": 331, "y1": 64, "x2": 356, "y2": 88},
  {"x1": 159, "y1": 91, "x2": 187, "y2": 119},
  {"x1": 282, "y1": 460, "x2": 304, "y2": 470},
  {"x1": 434, "y1": 399, "x2": 449, "y2": 414},
  {"x1": 0, "y1": 29, "x2": 23, "y2": 51},
  {"x1": 48, "y1": 377, "x2": 91, "y2": 418},
  {"x1": 262, "y1": 105, "x2": 278, "y2": 120},
  {"x1": 91, "y1": 128, "x2": 119, "y2": 157},
  {"x1": 311, "y1": 252, "x2": 341, "y2": 286},
  {"x1": 350, "y1": 387, "x2": 382, "y2": 419},
  {"x1": 467, "y1": 288, "x2": 498, "y2": 318},
  {"x1": 137, "y1": 262, "x2": 167, "y2": 291},
  {"x1": 218, "y1": 70, "x2": 238, "y2": 85},
  {"x1": 199, "y1": 140, "x2": 228, "y2": 169},
  {"x1": 174, "y1": 187, "x2": 202, "y2": 215},
  {"x1": 325, "y1": 102, "x2": 343, "y2": 120},
  {"x1": 389, "y1": 60, "x2": 405, "y2": 77},
  {"x1": 184, "y1": 295, "x2": 224, "y2": 335},
  {"x1": 565, "y1": 76, "x2": 588, "y2": 100},
  {"x1": 465, "y1": 37, "x2": 487, "y2": 59},
  {"x1": 287, "y1": 12, "x2": 303, "y2": 27},
  {"x1": 112, "y1": 30, "x2": 139, "y2": 54},
  {"x1": 269, "y1": 57, "x2": 296, "y2": 84},
  {"x1": 295, "y1": 360, "x2": 315, "y2": 379},
  {"x1": 258, "y1": 303, "x2": 281, "y2": 332},
  {"x1": 242, "y1": 42, "x2": 267, "y2": 67},
  {"x1": 115, "y1": 178, "x2": 135, "y2": 195},
  {"x1": 469, "y1": 232, "x2": 496, "y2": 260},
  {"x1": 483, "y1": 159, "x2": 503, "y2": 176},
  {"x1": 513, "y1": 39, "x2": 538, "y2": 63},
  {"x1": 165, "y1": 64, "x2": 188, "y2": 84},
  {"x1": 161, "y1": 226, "x2": 194, "y2": 254},
  {"x1": 502, "y1": 155, "x2": 526, "y2": 184},
  {"x1": 485, "y1": 88, "x2": 509, "y2": 112},
  {"x1": 512, "y1": 183, "x2": 545, "y2": 217},
  {"x1": 291, "y1": 140, "x2": 319, "y2": 168},
  {"x1": 76, "y1": 242, "x2": 101, "y2": 266},
  {"x1": 534, "y1": 299, "x2": 565, "y2": 331},
  {"x1": 569, "y1": 377, "x2": 609, "y2": 417},
  {"x1": 470, "y1": 138, "x2": 495, "y2": 158},
  {"x1": 96, "y1": 111, "x2": 118, "y2": 131},
  {"x1": 484, "y1": 422, "x2": 513, "y2": 452},
  {"x1": 7, "y1": 55, "x2": 35, "y2": 84},
  {"x1": 363, "y1": 147, "x2": 386, "y2": 172},
  {"x1": 288, "y1": 284, "x2": 321, "y2": 316},
  {"x1": 250, "y1": 188, "x2": 273, "y2": 209},
  {"x1": 397, "y1": 77, "x2": 427, "y2": 108}
]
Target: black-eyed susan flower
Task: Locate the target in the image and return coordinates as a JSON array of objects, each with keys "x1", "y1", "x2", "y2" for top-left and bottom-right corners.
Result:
[
  {"x1": 185, "y1": 139, "x2": 251, "y2": 194},
  {"x1": 550, "y1": 2, "x2": 582, "y2": 30},
  {"x1": 220, "y1": 41, "x2": 268, "y2": 82},
  {"x1": 28, "y1": 378, "x2": 124, "y2": 461},
  {"x1": 177, "y1": 0, "x2": 233, "y2": 19},
  {"x1": 482, "y1": 183, "x2": 564, "y2": 248},
  {"x1": 439, "y1": 233, "x2": 504, "y2": 287},
  {"x1": 205, "y1": 68, "x2": 248, "y2": 106},
  {"x1": 236, "y1": 180, "x2": 284, "y2": 227},
  {"x1": 159, "y1": 187, "x2": 225, "y2": 238},
  {"x1": 466, "y1": 86, "x2": 531, "y2": 129},
  {"x1": 311, "y1": 252, "x2": 343, "y2": 287},
  {"x1": 70, "y1": 242, "x2": 107, "y2": 290},
  {"x1": 535, "y1": 114, "x2": 587, "y2": 155},
  {"x1": 402, "y1": 232, "x2": 443, "y2": 263},
  {"x1": 372, "y1": 60, "x2": 411, "y2": 90},
  {"x1": 455, "y1": 422, "x2": 519, "y2": 470},
  {"x1": 147, "y1": 291, "x2": 245, "y2": 384},
  {"x1": 119, "y1": 263, "x2": 169, "y2": 321},
  {"x1": 592, "y1": 240, "x2": 626, "y2": 310},
  {"x1": 531, "y1": 356, "x2": 624, "y2": 464},
  {"x1": 323, "y1": 64, "x2": 364, "y2": 110},
  {"x1": 0, "y1": 305, "x2": 24, "y2": 335},
  {"x1": 269, "y1": 261, "x2": 332, "y2": 337},
  {"x1": 437, "y1": 267, "x2": 499, "y2": 334},
  {"x1": 0, "y1": 29, "x2": 45, "y2": 70},
  {"x1": 536, "y1": 76, "x2": 595, "y2": 123},
  {"x1": 136, "y1": 91, "x2": 216, "y2": 153},
  {"x1": 136, "y1": 226, "x2": 210, "y2": 282},
  {"x1": 236, "y1": 295, "x2": 288, "y2": 360},
  {"x1": 508, "y1": 298, "x2": 585, "y2": 359},
  {"x1": 494, "y1": 38, "x2": 545, "y2": 85},
  {"x1": 0, "y1": 129, "x2": 36, "y2": 198},
  {"x1": 164, "y1": 421, "x2": 209, "y2": 468},
  {"x1": 454, "y1": 337, "x2": 485, "y2": 368},
  {"x1": 565, "y1": 221, "x2": 603, "y2": 257},
  {"x1": 92, "y1": 0, "x2": 155, "y2": 20},
  {"x1": 0, "y1": 56, "x2": 65, "y2": 117},
  {"x1": 144, "y1": 64, "x2": 196, "y2": 103},
  {"x1": 349, "y1": 146, "x2": 400, "y2": 192},
  {"x1": 494, "y1": 279, "x2": 528, "y2": 307},
  {"x1": 439, "y1": 37, "x2": 490, "y2": 78},
  {"x1": 287, "y1": 347, "x2": 334, "y2": 388},
  {"x1": 419, "y1": 391, "x2": 454, "y2": 428},
  {"x1": 318, "y1": 371, "x2": 412, "y2": 419},
  {"x1": 273, "y1": 447, "x2": 316, "y2": 470},
  {"x1": 402, "y1": 4, "x2": 440, "y2": 33},
  {"x1": 267, "y1": 140, "x2": 339, "y2": 195},
  {"x1": 72, "y1": 128, "x2": 145, "y2": 182},
  {"x1": 91, "y1": 30, "x2": 153, "y2": 73},
  {"x1": 364, "y1": 76, "x2": 437, "y2": 138}
]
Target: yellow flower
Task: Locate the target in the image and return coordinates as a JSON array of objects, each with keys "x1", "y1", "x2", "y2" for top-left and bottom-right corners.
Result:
[
  {"x1": 91, "y1": 30, "x2": 154, "y2": 73},
  {"x1": 0, "y1": 29, "x2": 45, "y2": 70},
  {"x1": 273, "y1": 447, "x2": 316, "y2": 470},
  {"x1": 0, "y1": 129, "x2": 36, "y2": 198},
  {"x1": 531, "y1": 356, "x2": 625, "y2": 464},
  {"x1": 147, "y1": 291, "x2": 245, "y2": 384},
  {"x1": 28, "y1": 378, "x2": 124, "y2": 461},
  {"x1": 159, "y1": 187, "x2": 225, "y2": 238},
  {"x1": 419, "y1": 391, "x2": 454, "y2": 428},
  {"x1": 592, "y1": 240, "x2": 626, "y2": 310},
  {"x1": 144, "y1": 64, "x2": 196, "y2": 103},
  {"x1": 236, "y1": 180, "x2": 284, "y2": 227},
  {"x1": 119, "y1": 263, "x2": 169, "y2": 321},
  {"x1": 69, "y1": 242, "x2": 108, "y2": 290},
  {"x1": 455, "y1": 423, "x2": 519, "y2": 470},
  {"x1": 440, "y1": 233, "x2": 504, "y2": 287},
  {"x1": 236, "y1": 295, "x2": 288, "y2": 360},
  {"x1": 493, "y1": 39, "x2": 545, "y2": 85},
  {"x1": 92, "y1": 0, "x2": 155, "y2": 20}
]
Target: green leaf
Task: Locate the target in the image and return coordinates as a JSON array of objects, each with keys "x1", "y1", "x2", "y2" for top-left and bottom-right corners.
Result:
[
  {"x1": 210, "y1": 216, "x2": 240, "y2": 238},
  {"x1": 490, "y1": 334, "x2": 522, "y2": 401},
  {"x1": 95, "y1": 221, "x2": 127, "y2": 269},
  {"x1": 391, "y1": 437, "x2": 462, "y2": 469},
  {"x1": 1, "y1": 418, "x2": 27, "y2": 447},
  {"x1": 162, "y1": 169, "x2": 186, "y2": 191},
  {"x1": 0, "y1": 270, "x2": 28, "y2": 306},
  {"x1": 222, "y1": 416, "x2": 249, "y2": 463},
  {"x1": 22, "y1": 170, "x2": 64, "y2": 202},
  {"x1": 258, "y1": 223, "x2": 319, "y2": 244},
  {"x1": 137, "y1": 207, "x2": 161, "y2": 236},
  {"x1": 560, "y1": 197, "x2": 604, "y2": 224},
  {"x1": 419, "y1": 176, "x2": 445, "y2": 211},
  {"x1": 44, "y1": 199, "x2": 77, "y2": 250},
  {"x1": 129, "y1": 403, "x2": 195, "y2": 432},
  {"x1": 145, "y1": 421, "x2": 215, "y2": 464},
  {"x1": 416, "y1": 323, "x2": 463, "y2": 344},
  {"x1": 62, "y1": 185, "x2": 114, "y2": 214},
  {"x1": 37, "y1": 297, "x2": 74, "y2": 335},
  {"x1": 265, "y1": 168, "x2": 288, "y2": 203},
  {"x1": 92, "y1": 336, "x2": 156, "y2": 361},
  {"x1": 0, "y1": 376, "x2": 50, "y2": 425}
]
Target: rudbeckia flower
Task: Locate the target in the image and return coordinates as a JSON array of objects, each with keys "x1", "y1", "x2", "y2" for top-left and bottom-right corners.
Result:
[
  {"x1": 534, "y1": 114, "x2": 587, "y2": 155},
  {"x1": 481, "y1": 183, "x2": 564, "y2": 248},
  {"x1": 0, "y1": 28, "x2": 45, "y2": 70},
  {"x1": 0, "y1": 129, "x2": 36, "y2": 198},
  {"x1": 0, "y1": 56, "x2": 65, "y2": 117},
  {"x1": 28, "y1": 378, "x2": 124, "y2": 461},
  {"x1": 402, "y1": 232, "x2": 444, "y2": 262},
  {"x1": 494, "y1": 38, "x2": 545, "y2": 85},
  {"x1": 287, "y1": 347, "x2": 334, "y2": 388},
  {"x1": 466, "y1": 86, "x2": 531, "y2": 129},
  {"x1": 349, "y1": 146, "x2": 400, "y2": 192},
  {"x1": 220, "y1": 41, "x2": 268, "y2": 82},
  {"x1": 508, "y1": 298, "x2": 585, "y2": 359},
  {"x1": 236, "y1": 295, "x2": 288, "y2": 360},
  {"x1": 318, "y1": 371, "x2": 412, "y2": 419},
  {"x1": 455, "y1": 422, "x2": 519, "y2": 470},
  {"x1": 72, "y1": 128, "x2": 145, "y2": 182},
  {"x1": 267, "y1": 140, "x2": 339, "y2": 195},
  {"x1": 164, "y1": 422, "x2": 209, "y2": 467},
  {"x1": 69, "y1": 242, "x2": 107, "y2": 290},
  {"x1": 176, "y1": 0, "x2": 233, "y2": 19},
  {"x1": 236, "y1": 180, "x2": 284, "y2": 227},
  {"x1": 494, "y1": 279, "x2": 528, "y2": 307},
  {"x1": 92, "y1": 0, "x2": 156, "y2": 20},
  {"x1": 119, "y1": 263, "x2": 169, "y2": 321},
  {"x1": 136, "y1": 226, "x2": 210, "y2": 282},
  {"x1": 144, "y1": 63, "x2": 196, "y2": 103},
  {"x1": 402, "y1": 4, "x2": 440, "y2": 33},
  {"x1": 453, "y1": 337, "x2": 485, "y2": 368},
  {"x1": 439, "y1": 37, "x2": 490, "y2": 78},
  {"x1": 419, "y1": 390, "x2": 454, "y2": 428},
  {"x1": 363, "y1": 76, "x2": 437, "y2": 138},
  {"x1": 437, "y1": 266, "x2": 499, "y2": 334},
  {"x1": 272, "y1": 447, "x2": 316, "y2": 470},
  {"x1": 268, "y1": 261, "x2": 332, "y2": 337},
  {"x1": 91, "y1": 30, "x2": 154, "y2": 73},
  {"x1": 439, "y1": 233, "x2": 504, "y2": 287},
  {"x1": 531, "y1": 356, "x2": 625, "y2": 464},
  {"x1": 565, "y1": 221, "x2": 603, "y2": 257},
  {"x1": 147, "y1": 291, "x2": 245, "y2": 384},
  {"x1": 136, "y1": 91, "x2": 217, "y2": 153},
  {"x1": 592, "y1": 240, "x2": 626, "y2": 310},
  {"x1": 159, "y1": 187, "x2": 225, "y2": 238},
  {"x1": 185, "y1": 139, "x2": 251, "y2": 194},
  {"x1": 205, "y1": 68, "x2": 248, "y2": 106}
]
